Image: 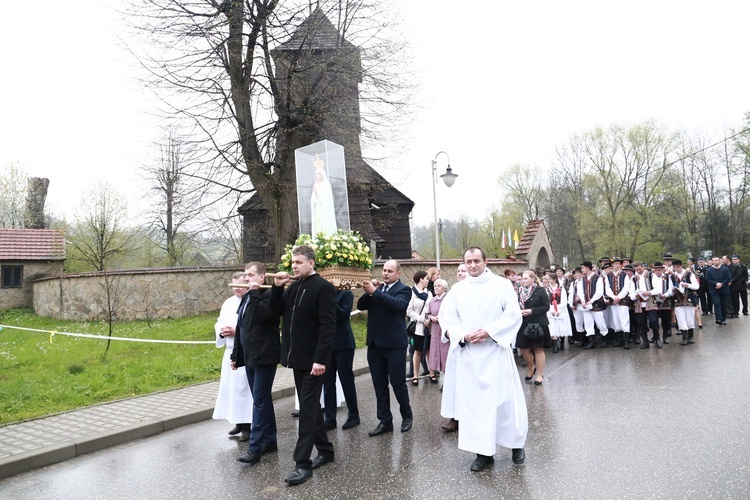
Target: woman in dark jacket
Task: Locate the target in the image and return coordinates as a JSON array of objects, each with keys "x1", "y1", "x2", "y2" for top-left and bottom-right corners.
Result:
[{"x1": 515, "y1": 270, "x2": 551, "y2": 385}]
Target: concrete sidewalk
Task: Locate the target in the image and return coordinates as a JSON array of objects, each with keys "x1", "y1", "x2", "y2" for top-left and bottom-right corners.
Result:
[{"x1": 0, "y1": 348, "x2": 373, "y2": 479}]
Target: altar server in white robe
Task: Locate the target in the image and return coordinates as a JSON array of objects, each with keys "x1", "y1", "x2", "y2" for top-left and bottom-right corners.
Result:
[
  {"x1": 439, "y1": 246, "x2": 528, "y2": 472},
  {"x1": 213, "y1": 272, "x2": 254, "y2": 440}
]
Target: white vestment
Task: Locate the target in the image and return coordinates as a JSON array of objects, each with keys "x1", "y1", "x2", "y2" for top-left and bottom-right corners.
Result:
[
  {"x1": 439, "y1": 269, "x2": 527, "y2": 455},
  {"x1": 212, "y1": 295, "x2": 254, "y2": 424}
]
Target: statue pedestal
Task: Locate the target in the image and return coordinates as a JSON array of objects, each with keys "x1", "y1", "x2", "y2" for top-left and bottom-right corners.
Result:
[{"x1": 318, "y1": 266, "x2": 372, "y2": 289}]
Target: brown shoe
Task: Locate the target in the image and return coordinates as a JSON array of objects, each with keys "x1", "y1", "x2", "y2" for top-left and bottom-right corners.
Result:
[{"x1": 440, "y1": 418, "x2": 458, "y2": 432}]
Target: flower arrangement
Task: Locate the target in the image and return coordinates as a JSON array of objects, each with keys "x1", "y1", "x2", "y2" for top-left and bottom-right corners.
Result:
[{"x1": 279, "y1": 230, "x2": 373, "y2": 273}]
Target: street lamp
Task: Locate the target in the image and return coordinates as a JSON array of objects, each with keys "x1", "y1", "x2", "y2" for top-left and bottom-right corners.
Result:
[{"x1": 432, "y1": 151, "x2": 458, "y2": 270}]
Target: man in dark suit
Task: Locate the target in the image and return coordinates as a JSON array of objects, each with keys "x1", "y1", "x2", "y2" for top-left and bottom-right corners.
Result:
[
  {"x1": 231, "y1": 262, "x2": 281, "y2": 466},
  {"x1": 357, "y1": 259, "x2": 413, "y2": 436},
  {"x1": 323, "y1": 289, "x2": 360, "y2": 430}
]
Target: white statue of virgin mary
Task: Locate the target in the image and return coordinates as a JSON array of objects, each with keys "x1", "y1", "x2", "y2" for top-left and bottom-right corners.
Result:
[{"x1": 310, "y1": 156, "x2": 338, "y2": 237}]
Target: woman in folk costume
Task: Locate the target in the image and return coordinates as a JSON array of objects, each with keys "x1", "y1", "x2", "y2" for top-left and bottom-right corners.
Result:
[
  {"x1": 543, "y1": 274, "x2": 572, "y2": 353},
  {"x1": 213, "y1": 272, "x2": 254, "y2": 441},
  {"x1": 515, "y1": 270, "x2": 552, "y2": 386}
]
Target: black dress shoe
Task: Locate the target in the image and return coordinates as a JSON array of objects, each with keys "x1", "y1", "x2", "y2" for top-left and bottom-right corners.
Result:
[
  {"x1": 368, "y1": 423, "x2": 394, "y2": 436},
  {"x1": 311, "y1": 454, "x2": 334, "y2": 469},
  {"x1": 640, "y1": 342, "x2": 649, "y2": 349},
  {"x1": 324, "y1": 420, "x2": 337, "y2": 431},
  {"x1": 260, "y1": 442, "x2": 278, "y2": 454},
  {"x1": 512, "y1": 448, "x2": 526, "y2": 464},
  {"x1": 470, "y1": 454, "x2": 494, "y2": 472},
  {"x1": 237, "y1": 451, "x2": 261, "y2": 464},
  {"x1": 228, "y1": 425, "x2": 242, "y2": 436},
  {"x1": 342, "y1": 417, "x2": 360, "y2": 430},
  {"x1": 284, "y1": 468, "x2": 312, "y2": 485},
  {"x1": 400, "y1": 416, "x2": 413, "y2": 433},
  {"x1": 239, "y1": 431, "x2": 250, "y2": 442}
]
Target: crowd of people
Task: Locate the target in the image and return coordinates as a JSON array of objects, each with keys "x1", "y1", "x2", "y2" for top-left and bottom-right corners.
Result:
[
  {"x1": 520, "y1": 253, "x2": 749, "y2": 351},
  {"x1": 208, "y1": 246, "x2": 748, "y2": 485}
]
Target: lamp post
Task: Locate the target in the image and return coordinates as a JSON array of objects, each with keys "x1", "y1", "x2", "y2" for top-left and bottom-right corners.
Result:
[{"x1": 432, "y1": 151, "x2": 458, "y2": 271}]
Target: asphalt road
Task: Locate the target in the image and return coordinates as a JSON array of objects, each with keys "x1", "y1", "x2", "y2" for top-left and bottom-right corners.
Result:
[{"x1": 1, "y1": 317, "x2": 749, "y2": 499}]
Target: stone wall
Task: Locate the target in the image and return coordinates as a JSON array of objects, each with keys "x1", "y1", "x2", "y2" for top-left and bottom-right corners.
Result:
[
  {"x1": 1, "y1": 261, "x2": 62, "y2": 310},
  {"x1": 30, "y1": 259, "x2": 533, "y2": 321},
  {"x1": 34, "y1": 266, "x2": 243, "y2": 321}
]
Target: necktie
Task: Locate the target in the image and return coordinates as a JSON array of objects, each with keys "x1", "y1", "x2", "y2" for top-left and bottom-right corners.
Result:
[{"x1": 383, "y1": 284, "x2": 390, "y2": 293}]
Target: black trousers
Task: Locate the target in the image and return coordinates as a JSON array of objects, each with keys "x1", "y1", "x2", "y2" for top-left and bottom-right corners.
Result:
[
  {"x1": 698, "y1": 285, "x2": 713, "y2": 314},
  {"x1": 323, "y1": 348, "x2": 359, "y2": 423},
  {"x1": 647, "y1": 309, "x2": 671, "y2": 337},
  {"x1": 292, "y1": 369, "x2": 333, "y2": 469},
  {"x1": 634, "y1": 311, "x2": 648, "y2": 340},
  {"x1": 731, "y1": 288, "x2": 748, "y2": 315},
  {"x1": 367, "y1": 345, "x2": 412, "y2": 425}
]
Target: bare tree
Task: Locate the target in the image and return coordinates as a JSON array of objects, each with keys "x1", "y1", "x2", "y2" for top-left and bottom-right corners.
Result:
[
  {"x1": 143, "y1": 128, "x2": 205, "y2": 265},
  {"x1": 125, "y1": 0, "x2": 412, "y2": 260},
  {"x1": 498, "y1": 164, "x2": 547, "y2": 224},
  {"x1": 99, "y1": 273, "x2": 125, "y2": 356},
  {"x1": 67, "y1": 182, "x2": 135, "y2": 271}
]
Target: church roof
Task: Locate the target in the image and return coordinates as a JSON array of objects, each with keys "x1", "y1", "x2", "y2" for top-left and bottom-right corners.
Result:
[
  {"x1": 0, "y1": 229, "x2": 65, "y2": 261},
  {"x1": 275, "y1": 7, "x2": 356, "y2": 51}
]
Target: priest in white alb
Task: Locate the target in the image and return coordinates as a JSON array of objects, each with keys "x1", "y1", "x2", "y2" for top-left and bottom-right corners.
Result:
[{"x1": 439, "y1": 246, "x2": 528, "y2": 472}]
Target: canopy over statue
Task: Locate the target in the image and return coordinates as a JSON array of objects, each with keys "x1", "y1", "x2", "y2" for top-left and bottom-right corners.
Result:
[{"x1": 295, "y1": 140, "x2": 351, "y2": 237}]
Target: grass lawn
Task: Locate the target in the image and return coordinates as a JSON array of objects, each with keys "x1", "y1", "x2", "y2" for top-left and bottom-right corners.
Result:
[{"x1": 0, "y1": 308, "x2": 368, "y2": 426}]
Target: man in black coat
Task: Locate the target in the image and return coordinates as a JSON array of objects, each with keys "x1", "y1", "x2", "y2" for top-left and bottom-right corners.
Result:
[
  {"x1": 323, "y1": 289, "x2": 360, "y2": 430},
  {"x1": 729, "y1": 254, "x2": 749, "y2": 317},
  {"x1": 271, "y1": 245, "x2": 337, "y2": 486},
  {"x1": 693, "y1": 257, "x2": 712, "y2": 315},
  {"x1": 231, "y1": 262, "x2": 281, "y2": 466},
  {"x1": 357, "y1": 259, "x2": 414, "y2": 436}
]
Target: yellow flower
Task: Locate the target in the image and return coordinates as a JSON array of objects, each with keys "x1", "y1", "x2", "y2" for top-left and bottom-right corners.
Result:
[{"x1": 326, "y1": 253, "x2": 333, "y2": 259}]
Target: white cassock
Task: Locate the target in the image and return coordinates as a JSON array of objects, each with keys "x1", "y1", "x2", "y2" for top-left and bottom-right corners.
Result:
[
  {"x1": 212, "y1": 295, "x2": 254, "y2": 424},
  {"x1": 439, "y1": 269, "x2": 527, "y2": 456}
]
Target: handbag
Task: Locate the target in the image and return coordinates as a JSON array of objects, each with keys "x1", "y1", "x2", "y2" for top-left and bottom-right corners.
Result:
[
  {"x1": 522, "y1": 322, "x2": 545, "y2": 341},
  {"x1": 406, "y1": 290, "x2": 427, "y2": 338},
  {"x1": 406, "y1": 320, "x2": 418, "y2": 338}
]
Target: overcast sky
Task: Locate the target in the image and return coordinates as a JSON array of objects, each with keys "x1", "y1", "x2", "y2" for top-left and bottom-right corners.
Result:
[{"x1": 2, "y1": 1, "x2": 750, "y2": 230}]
